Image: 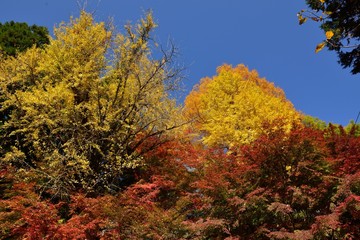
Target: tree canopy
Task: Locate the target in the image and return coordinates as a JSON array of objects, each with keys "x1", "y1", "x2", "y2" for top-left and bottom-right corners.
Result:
[
  {"x1": 1, "y1": 8, "x2": 360, "y2": 240},
  {"x1": 299, "y1": 0, "x2": 360, "y2": 74},
  {"x1": 184, "y1": 64, "x2": 300, "y2": 147},
  {"x1": 0, "y1": 11, "x2": 183, "y2": 196},
  {"x1": 0, "y1": 21, "x2": 49, "y2": 56}
]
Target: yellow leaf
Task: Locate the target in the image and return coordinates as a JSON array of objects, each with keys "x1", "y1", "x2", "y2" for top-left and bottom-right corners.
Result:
[
  {"x1": 298, "y1": 15, "x2": 308, "y2": 25},
  {"x1": 319, "y1": 0, "x2": 325, "y2": 3},
  {"x1": 315, "y1": 42, "x2": 326, "y2": 53},
  {"x1": 325, "y1": 30, "x2": 334, "y2": 39}
]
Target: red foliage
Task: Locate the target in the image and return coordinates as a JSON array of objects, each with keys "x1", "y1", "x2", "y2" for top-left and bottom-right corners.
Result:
[
  {"x1": 0, "y1": 180, "x2": 59, "y2": 239},
  {"x1": 335, "y1": 194, "x2": 360, "y2": 238},
  {"x1": 0, "y1": 176, "x2": 119, "y2": 239},
  {"x1": 180, "y1": 123, "x2": 346, "y2": 238},
  {"x1": 1, "y1": 124, "x2": 360, "y2": 239},
  {"x1": 142, "y1": 139, "x2": 204, "y2": 177},
  {"x1": 325, "y1": 124, "x2": 360, "y2": 176},
  {"x1": 54, "y1": 194, "x2": 118, "y2": 239},
  {"x1": 240, "y1": 123, "x2": 329, "y2": 191},
  {"x1": 121, "y1": 176, "x2": 176, "y2": 207},
  {"x1": 14, "y1": 201, "x2": 60, "y2": 239},
  {"x1": 191, "y1": 149, "x2": 253, "y2": 195}
]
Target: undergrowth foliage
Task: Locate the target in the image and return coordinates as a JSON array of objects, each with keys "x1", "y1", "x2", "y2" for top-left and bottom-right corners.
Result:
[{"x1": 1, "y1": 122, "x2": 359, "y2": 239}]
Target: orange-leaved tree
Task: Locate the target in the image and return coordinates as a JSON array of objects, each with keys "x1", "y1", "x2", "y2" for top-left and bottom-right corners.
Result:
[{"x1": 184, "y1": 64, "x2": 300, "y2": 147}]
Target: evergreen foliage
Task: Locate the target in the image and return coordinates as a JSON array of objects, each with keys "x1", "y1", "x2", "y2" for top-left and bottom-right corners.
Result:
[{"x1": 0, "y1": 21, "x2": 49, "y2": 56}]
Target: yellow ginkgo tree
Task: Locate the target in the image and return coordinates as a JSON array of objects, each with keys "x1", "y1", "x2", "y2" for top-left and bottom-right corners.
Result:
[
  {"x1": 0, "y1": 12, "x2": 183, "y2": 196},
  {"x1": 184, "y1": 64, "x2": 300, "y2": 148}
]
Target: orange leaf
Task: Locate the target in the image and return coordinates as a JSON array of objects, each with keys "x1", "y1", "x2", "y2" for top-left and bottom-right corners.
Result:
[
  {"x1": 298, "y1": 15, "x2": 308, "y2": 25},
  {"x1": 325, "y1": 31, "x2": 334, "y2": 40},
  {"x1": 315, "y1": 42, "x2": 326, "y2": 53}
]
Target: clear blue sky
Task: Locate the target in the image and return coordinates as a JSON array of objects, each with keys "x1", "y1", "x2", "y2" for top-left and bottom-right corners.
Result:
[{"x1": 1, "y1": 0, "x2": 359, "y2": 125}]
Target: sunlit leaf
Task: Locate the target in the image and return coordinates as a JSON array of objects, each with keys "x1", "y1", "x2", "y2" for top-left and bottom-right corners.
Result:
[
  {"x1": 298, "y1": 15, "x2": 308, "y2": 25},
  {"x1": 311, "y1": 17, "x2": 319, "y2": 22},
  {"x1": 315, "y1": 42, "x2": 326, "y2": 53},
  {"x1": 326, "y1": 30, "x2": 334, "y2": 40}
]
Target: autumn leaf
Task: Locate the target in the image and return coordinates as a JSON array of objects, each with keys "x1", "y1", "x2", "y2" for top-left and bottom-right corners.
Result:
[
  {"x1": 324, "y1": 11, "x2": 333, "y2": 15},
  {"x1": 315, "y1": 42, "x2": 326, "y2": 53},
  {"x1": 325, "y1": 30, "x2": 334, "y2": 40},
  {"x1": 298, "y1": 15, "x2": 308, "y2": 25},
  {"x1": 311, "y1": 17, "x2": 319, "y2": 22}
]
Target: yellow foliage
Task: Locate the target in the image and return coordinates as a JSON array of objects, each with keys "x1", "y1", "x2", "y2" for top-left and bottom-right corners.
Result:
[
  {"x1": 184, "y1": 64, "x2": 300, "y2": 147},
  {"x1": 0, "y1": 11, "x2": 183, "y2": 195}
]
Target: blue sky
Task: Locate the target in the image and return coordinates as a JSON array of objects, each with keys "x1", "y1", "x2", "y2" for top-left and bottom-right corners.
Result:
[{"x1": 1, "y1": 0, "x2": 359, "y2": 125}]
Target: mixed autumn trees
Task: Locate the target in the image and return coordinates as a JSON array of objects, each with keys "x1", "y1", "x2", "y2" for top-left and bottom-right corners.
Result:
[
  {"x1": 2, "y1": 122, "x2": 360, "y2": 239},
  {"x1": 1, "y1": 10, "x2": 360, "y2": 240}
]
